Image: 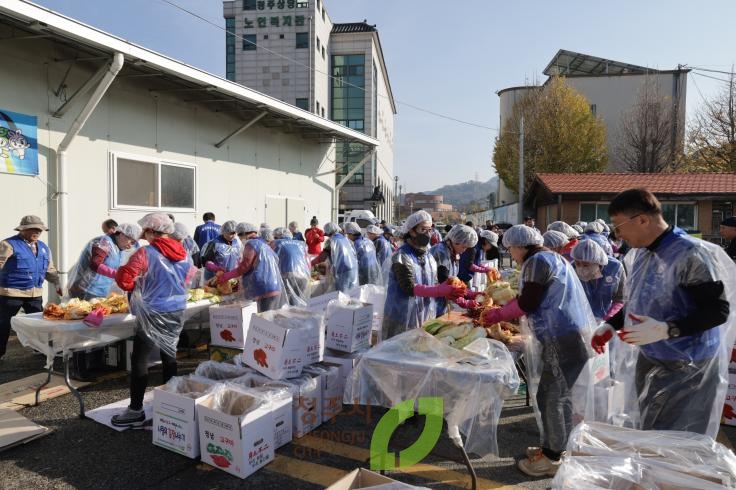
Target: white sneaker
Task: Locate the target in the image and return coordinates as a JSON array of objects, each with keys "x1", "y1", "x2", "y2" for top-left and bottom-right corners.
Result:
[{"x1": 517, "y1": 452, "x2": 561, "y2": 477}]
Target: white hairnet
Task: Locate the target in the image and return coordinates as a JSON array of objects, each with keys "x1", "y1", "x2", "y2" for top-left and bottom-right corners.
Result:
[
  {"x1": 138, "y1": 213, "x2": 175, "y2": 234},
  {"x1": 502, "y1": 224, "x2": 544, "y2": 247},
  {"x1": 366, "y1": 225, "x2": 382, "y2": 235},
  {"x1": 405, "y1": 210, "x2": 432, "y2": 231},
  {"x1": 479, "y1": 230, "x2": 499, "y2": 246},
  {"x1": 575, "y1": 221, "x2": 588, "y2": 228},
  {"x1": 572, "y1": 224, "x2": 584, "y2": 234},
  {"x1": 343, "y1": 222, "x2": 362, "y2": 235},
  {"x1": 543, "y1": 230, "x2": 569, "y2": 249},
  {"x1": 584, "y1": 221, "x2": 605, "y2": 234},
  {"x1": 221, "y1": 220, "x2": 237, "y2": 234},
  {"x1": 236, "y1": 222, "x2": 257, "y2": 234},
  {"x1": 259, "y1": 223, "x2": 268, "y2": 229},
  {"x1": 171, "y1": 222, "x2": 190, "y2": 241},
  {"x1": 571, "y1": 238, "x2": 607, "y2": 266},
  {"x1": 259, "y1": 227, "x2": 274, "y2": 242},
  {"x1": 117, "y1": 223, "x2": 142, "y2": 240},
  {"x1": 383, "y1": 225, "x2": 395, "y2": 236},
  {"x1": 446, "y1": 224, "x2": 478, "y2": 247},
  {"x1": 273, "y1": 227, "x2": 291, "y2": 239},
  {"x1": 324, "y1": 222, "x2": 339, "y2": 235},
  {"x1": 547, "y1": 221, "x2": 579, "y2": 239},
  {"x1": 288, "y1": 221, "x2": 298, "y2": 229}
]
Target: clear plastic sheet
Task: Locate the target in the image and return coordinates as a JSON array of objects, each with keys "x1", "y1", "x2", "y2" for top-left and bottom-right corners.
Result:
[
  {"x1": 349, "y1": 284, "x2": 386, "y2": 331},
  {"x1": 67, "y1": 234, "x2": 121, "y2": 300},
  {"x1": 325, "y1": 233, "x2": 358, "y2": 293},
  {"x1": 611, "y1": 233, "x2": 736, "y2": 438},
  {"x1": 162, "y1": 375, "x2": 218, "y2": 399},
  {"x1": 239, "y1": 237, "x2": 286, "y2": 304},
  {"x1": 194, "y1": 360, "x2": 256, "y2": 380},
  {"x1": 345, "y1": 329, "x2": 519, "y2": 457},
  {"x1": 353, "y1": 236, "x2": 384, "y2": 286},
  {"x1": 273, "y1": 238, "x2": 311, "y2": 307},
  {"x1": 208, "y1": 383, "x2": 266, "y2": 415}
]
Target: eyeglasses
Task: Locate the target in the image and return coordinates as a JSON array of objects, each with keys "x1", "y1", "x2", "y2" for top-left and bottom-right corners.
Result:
[{"x1": 610, "y1": 214, "x2": 642, "y2": 232}]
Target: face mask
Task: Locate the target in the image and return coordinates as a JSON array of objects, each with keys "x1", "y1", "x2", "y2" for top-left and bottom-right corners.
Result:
[
  {"x1": 413, "y1": 232, "x2": 431, "y2": 248},
  {"x1": 576, "y1": 263, "x2": 603, "y2": 282}
]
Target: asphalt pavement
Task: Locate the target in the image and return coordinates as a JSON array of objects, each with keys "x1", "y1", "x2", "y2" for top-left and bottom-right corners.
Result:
[{"x1": 1, "y1": 333, "x2": 735, "y2": 490}]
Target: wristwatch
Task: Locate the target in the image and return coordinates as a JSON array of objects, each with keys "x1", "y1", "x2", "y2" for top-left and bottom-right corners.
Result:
[{"x1": 667, "y1": 322, "x2": 681, "y2": 338}]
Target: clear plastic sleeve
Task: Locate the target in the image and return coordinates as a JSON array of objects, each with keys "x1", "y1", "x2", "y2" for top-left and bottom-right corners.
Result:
[
  {"x1": 194, "y1": 360, "x2": 256, "y2": 380},
  {"x1": 326, "y1": 234, "x2": 359, "y2": 293},
  {"x1": 273, "y1": 238, "x2": 311, "y2": 307},
  {"x1": 354, "y1": 236, "x2": 384, "y2": 286},
  {"x1": 345, "y1": 329, "x2": 519, "y2": 457}
]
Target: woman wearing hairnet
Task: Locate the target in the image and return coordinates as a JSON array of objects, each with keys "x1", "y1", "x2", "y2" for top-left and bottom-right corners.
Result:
[
  {"x1": 271, "y1": 227, "x2": 311, "y2": 307},
  {"x1": 171, "y1": 222, "x2": 200, "y2": 268},
  {"x1": 310, "y1": 222, "x2": 358, "y2": 293},
  {"x1": 218, "y1": 225, "x2": 286, "y2": 313},
  {"x1": 581, "y1": 221, "x2": 613, "y2": 256},
  {"x1": 482, "y1": 224, "x2": 595, "y2": 477},
  {"x1": 477, "y1": 230, "x2": 500, "y2": 262},
  {"x1": 542, "y1": 230, "x2": 569, "y2": 255},
  {"x1": 112, "y1": 213, "x2": 196, "y2": 427},
  {"x1": 366, "y1": 225, "x2": 392, "y2": 268},
  {"x1": 201, "y1": 220, "x2": 241, "y2": 281},
  {"x1": 68, "y1": 223, "x2": 141, "y2": 300},
  {"x1": 570, "y1": 239, "x2": 625, "y2": 322},
  {"x1": 546, "y1": 221, "x2": 579, "y2": 261},
  {"x1": 383, "y1": 211, "x2": 465, "y2": 340},
  {"x1": 430, "y1": 224, "x2": 480, "y2": 316},
  {"x1": 344, "y1": 222, "x2": 383, "y2": 286},
  {"x1": 236, "y1": 222, "x2": 258, "y2": 245}
]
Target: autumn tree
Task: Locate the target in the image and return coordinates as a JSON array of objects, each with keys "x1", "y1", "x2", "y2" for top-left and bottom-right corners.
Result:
[
  {"x1": 685, "y1": 70, "x2": 736, "y2": 172},
  {"x1": 492, "y1": 77, "x2": 608, "y2": 194},
  {"x1": 615, "y1": 75, "x2": 684, "y2": 173}
]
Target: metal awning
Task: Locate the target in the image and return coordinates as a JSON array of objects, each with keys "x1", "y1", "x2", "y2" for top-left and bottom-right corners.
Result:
[{"x1": 543, "y1": 49, "x2": 655, "y2": 77}]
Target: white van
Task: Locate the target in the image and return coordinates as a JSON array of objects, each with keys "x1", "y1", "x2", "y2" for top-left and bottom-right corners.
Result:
[{"x1": 341, "y1": 209, "x2": 378, "y2": 231}]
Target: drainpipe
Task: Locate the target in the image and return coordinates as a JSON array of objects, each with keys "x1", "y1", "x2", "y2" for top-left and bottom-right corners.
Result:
[{"x1": 56, "y1": 52, "x2": 124, "y2": 288}]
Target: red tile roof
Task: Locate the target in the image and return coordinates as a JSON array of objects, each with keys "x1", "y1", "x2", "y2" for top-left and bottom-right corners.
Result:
[{"x1": 536, "y1": 173, "x2": 736, "y2": 194}]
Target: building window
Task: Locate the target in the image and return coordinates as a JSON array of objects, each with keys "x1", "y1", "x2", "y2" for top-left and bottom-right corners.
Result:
[
  {"x1": 316, "y1": 100, "x2": 320, "y2": 114},
  {"x1": 295, "y1": 98, "x2": 309, "y2": 110},
  {"x1": 295, "y1": 32, "x2": 308, "y2": 49},
  {"x1": 263, "y1": 34, "x2": 269, "y2": 40},
  {"x1": 579, "y1": 202, "x2": 609, "y2": 222},
  {"x1": 331, "y1": 54, "x2": 365, "y2": 132},
  {"x1": 279, "y1": 34, "x2": 284, "y2": 39},
  {"x1": 243, "y1": 34, "x2": 256, "y2": 51},
  {"x1": 662, "y1": 203, "x2": 697, "y2": 231},
  {"x1": 113, "y1": 153, "x2": 196, "y2": 211},
  {"x1": 316, "y1": 37, "x2": 320, "y2": 51},
  {"x1": 243, "y1": 0, "x2": 256, "y2": 10},
  {"x1": 336, "y1": 142, "x2": 366, "y2": 185},
  {"x1": 322, "y1": 6, "x2": 325, "y2": 21},
  {"x1": 321, "y1": 107, "x2": 325, "y2": 117},
  {"x1": 321, "y1": 46, "x2": 325, "y2": 59},
  {"x1": 296, "y1": 1, "x2": 309, "y2": 7},
  {"x1": 225, "y1": 17, "x2": 236, "y2": 80}
]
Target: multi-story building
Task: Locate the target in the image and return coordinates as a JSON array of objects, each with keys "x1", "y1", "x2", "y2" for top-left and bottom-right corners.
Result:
[
  {"x1": 399, "y1": 193, "x2": 458, "y2": 223},
  {"x1": 495, "y1": 49, "x2": 689, "y2": 213},
  {"x1": 223, "y1": 0, "x2": 396, "y2": 223}
]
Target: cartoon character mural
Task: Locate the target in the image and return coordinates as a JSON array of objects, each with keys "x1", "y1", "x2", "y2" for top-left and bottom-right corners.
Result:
[{"x1": 0, "y1": 110, "x2": 38, "y2": 175}]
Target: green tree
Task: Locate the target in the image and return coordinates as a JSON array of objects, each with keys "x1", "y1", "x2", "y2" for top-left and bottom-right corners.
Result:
[{"x1": 492, "y1": 77, "x2": 608, "y2": 193}]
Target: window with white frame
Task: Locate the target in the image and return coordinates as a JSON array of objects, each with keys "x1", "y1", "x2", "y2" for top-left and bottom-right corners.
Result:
[
  {"x1": 662, "y1": 202, "x2": 697, "y2": 231},
  {"x1": 112, "y1": 152, "x2": 195, "y2": 211},
  {"x1": 579, "y1": 202, "x2": 609, "y2": 222}
]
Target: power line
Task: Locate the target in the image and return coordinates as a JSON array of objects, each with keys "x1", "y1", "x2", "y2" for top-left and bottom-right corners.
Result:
[
  {"x1": 692, "y1": 71, "x2": 735, "y2": 85},
  {"x1": 158, "y1": 0, "x2": 498, "y2": 132},
  {"x1": 689, "y1": 66, "x2": 735, "y2": 77}
]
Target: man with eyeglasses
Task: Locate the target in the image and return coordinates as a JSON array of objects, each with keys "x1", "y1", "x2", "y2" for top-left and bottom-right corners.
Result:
[{"x1": 591, "y1": 188, "x2": 736, "y2": 437}]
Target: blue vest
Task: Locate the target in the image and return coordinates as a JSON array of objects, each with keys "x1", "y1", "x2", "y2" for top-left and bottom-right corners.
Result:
[
  {"x1": 273, "y1": 238, "x2": 309, "y2": 278},
  {"x1": 72, "y1": 234, "x2": 121, "y2": 298},
  {"x1": 135, "y1": 246, "x2": 190, "y2": 313},
  {"x1": 430, "y1": 241, "x2": 458, "y2": 317},
  {"x1": 577, "y1": 256, "x2": 623, "y2": 320},
  {"x1": 0, "y1": 235, "x2": 51, "y2": 290},
  {"x1": 625, "y1": 227, "x2": 720, "y2": 361},
  {"x1": 242, "y1": 238, "x2": 282, "y2": 298},
  {"x1": 383, "y1": 244, "x2": 437, "y2": 336},
  {"x1": 203, "y1": 235, "x2": 241, "y2": 280},
  {"x1": 194, "y1": 221, "x2": 221, "y2": 249}
]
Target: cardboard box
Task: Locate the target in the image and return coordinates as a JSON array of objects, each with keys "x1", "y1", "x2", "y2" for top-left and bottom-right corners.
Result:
[
  {"x1": 208, "y1": 302, "x2": 258, "y2": 348},
  {"x1": 722, "y1": 370, "x2": 736, "y2": 426},
  {"x1": 303, "y1": 362, "x2": 342, "y2": 423},
  {"x1": 228, "y1": 383, "x2": 294, "y2": 449},
  {"x1": 196, "y1": 389, "x2": 275, "y2": 479},
  {"x1": 325, "y1": 302, "x2": 373, "y2": 353},
  {"x1": 730, "y1": 345, "x2": 736, "y2": 371},
  {"x1": 308, "y1": 291, "x2": 348, "y2": 315},
  {"x1": 208, "y1": 345, "x2": 244, "y2": 363},
  {"x1": 152, "y1": 376, "x2": 217, "y2": 458},
  {"x1": 323, "y1": 347, "x2": 370, "y2": 396},
  {"x1": 326, "y1": 468, "x2": 419, "y2": 489}
]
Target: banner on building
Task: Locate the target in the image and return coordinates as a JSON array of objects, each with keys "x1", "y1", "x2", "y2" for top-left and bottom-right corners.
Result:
[{"x1": 0, "y1": 109, "x2": 38, "y2": 176}]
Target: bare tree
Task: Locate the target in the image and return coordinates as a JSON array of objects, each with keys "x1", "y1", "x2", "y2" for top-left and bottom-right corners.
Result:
[
  {"x1": 686, "y1": 70, "x2": 736, "y2": 172},
  {"x1": 615, "y1": 76, "x2": 683, "y2": 173}
]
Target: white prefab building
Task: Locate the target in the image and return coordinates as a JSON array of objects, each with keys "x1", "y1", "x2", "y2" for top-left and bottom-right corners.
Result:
[{"x1": 0, "y1": 0, "x2": 376, "y2": 291}]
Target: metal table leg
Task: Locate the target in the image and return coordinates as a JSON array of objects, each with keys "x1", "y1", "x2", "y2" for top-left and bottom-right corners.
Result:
[
  {"x1": 62, "y1": 351, "x2": 86, "y2": 418},
  {"x1": 34, "y1": 339, "x2": 54, "y2": 406}
]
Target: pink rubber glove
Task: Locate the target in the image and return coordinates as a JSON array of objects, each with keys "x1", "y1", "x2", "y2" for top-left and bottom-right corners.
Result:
[
  {"x1": 603, "y1": 301, "x2": 624, "y2": 321},
  {"x1": 413, "y1": 283, "x2": 464, "y2": 299},
  {"x1": 83, "y1": 307, "x2": 105, "y2": 328},
  {"x1": 469, "y1": 263, "x2": 490, "y2": 274},
  {"x1": 591, "y1": 322, "x2": 615, "y2": 354},
  {"x1": 482, "y1": 298, "x2": 525, "y2": 324},
  {"x1": 97, "y1": 263, "x2": 117, "y2": 279},
  {"x1": 454, "y1": 297, "x2": 479, "y2": 310},
  {"x1": 205, "y1": 261, "x2": 225, "y2": 274},
  {"x1": 464, "y1": 290, "x2": 481, "y2": 300},
  {"x1": 217, "y1": 269, "x2": 240, "y2": 284}
]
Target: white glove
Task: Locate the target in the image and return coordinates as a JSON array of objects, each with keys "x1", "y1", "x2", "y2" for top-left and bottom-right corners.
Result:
[{"x1": 620, "y1": 314, "x2": 668, "y2": 346}]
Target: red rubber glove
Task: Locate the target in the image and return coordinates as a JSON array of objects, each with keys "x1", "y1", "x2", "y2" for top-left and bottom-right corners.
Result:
[
  {"x1": 217, "y1": 269, "x2": 239, "y2": 284},
  {"x1": 413, "y1": 283, "x2": 464, "y2": 299},
  {"x1": 469, "y1": 263, "x2": 490, "y2": 274},
  {"x1": 591, "y1": 323, "x2": 615, "y2": 354},
  {"x1": 454, "y1": 297, "x2": 479, "y2": 309},
  {"x1": 97, "y1": 263, "x2": 117, "y2": 279},
  {"x1": 482, "y1": 299, "x2": 524, "y2": 325},
  {"x1": 205, "y1": 261, "x2": 225, "y2": 274},
  {"x1": 83, "y1": 307, "x2": 105, "y2": 328}
]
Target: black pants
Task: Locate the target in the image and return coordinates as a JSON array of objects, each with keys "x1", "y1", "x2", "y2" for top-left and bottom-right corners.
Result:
[
  {"x1": 0, "y1": 295, "x2": 42, "y2": 358},
  {"x1": 129, "y1": 326, "x2": 178, "y2": 411},
  {"x1": 635, "y1": 352, "x2": 719, "y2": 434}
]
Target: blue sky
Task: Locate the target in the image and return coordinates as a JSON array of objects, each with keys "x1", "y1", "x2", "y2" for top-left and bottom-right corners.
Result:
[{"x1": 33, "y1": 0, "x2": 736, "y2": 192}]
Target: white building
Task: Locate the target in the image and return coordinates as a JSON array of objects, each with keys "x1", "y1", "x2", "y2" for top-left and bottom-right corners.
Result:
[
  {"x1": 223, "y1": 0, "x2": 396, "y2": 222},
  {"x1": 495, "y1": 49, "x2": 689, "y2": 211},
  {"x1": 0, "y1": 0, "x2": 376, "y2": 290}
]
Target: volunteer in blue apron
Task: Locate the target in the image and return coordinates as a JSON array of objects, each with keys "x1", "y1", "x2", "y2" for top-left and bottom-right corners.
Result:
[
  {"x1": 571, "y1": 239, "x2": 625, "y2": 322},
  {"x1": 430, "y1": 224, "x2": 479, "y2": 316},
  {"x1": 367, "y1": 224, "x2": 392, "y2": 268},
  {"x1": 272, "y1": 227, "x2": 311, "y2": 307},
  {"x1": 344, "y1": 222, "x2": 383, "y2": 286},
  {"x1": 310, "y1": 222, "x2": 358, "y2": 293},
  {"x1": 201, "y1": 220, "x2": 241, "y2": 281}
]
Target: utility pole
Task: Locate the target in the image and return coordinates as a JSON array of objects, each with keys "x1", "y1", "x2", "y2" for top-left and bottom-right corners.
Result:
[
  {"x1": 518, "y1": 115, "x2": 524, "y2": 224},
  {"x1": 394, "y1": 175, "x2": 399, "y2": 224}
]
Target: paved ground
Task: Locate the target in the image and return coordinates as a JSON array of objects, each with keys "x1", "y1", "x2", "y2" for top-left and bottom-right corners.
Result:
[{"x1": 1, "y1": 333, "x2": 735, "y2": 490}]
